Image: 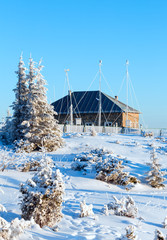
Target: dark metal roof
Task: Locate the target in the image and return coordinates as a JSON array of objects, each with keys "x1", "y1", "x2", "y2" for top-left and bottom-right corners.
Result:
[{"x1": 52, "y1": 91, "x2": 140, "y2": 114}]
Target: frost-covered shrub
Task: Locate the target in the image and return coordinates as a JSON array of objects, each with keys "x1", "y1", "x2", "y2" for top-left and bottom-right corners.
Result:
[
  {"x1": 0, "y1": 146, "x2": 45, "y2": 172},
  {"x1": 72, "y1": 149, "x2": 139, "y2": 188},
  {"x1": 101, "y1": 205, "x2": 109, "y2": 216},
  {"x1": 20, "y1": 159, "x2": 64, "y2": 228},
  {"x1": 96, "y1": 157, "x2": 140, "y2": 188},
  {"x1": 20, "y1": 155, "x2": 54, "y2": 172},
  {"x1": 0, "y1": 217, "x2": 8, "y2": 228},
  {"x1": 154, "y1": 229, "x2": 165, "y2": 240},
  {"x1": 71, "y1": 148, "x2": 113, "y2": 171},
  {"x1": 91, "y1": 148, "x2": 111, "y2": 157},
  {"x1": 0, "y1": 217, "x2": 10, "y2": 240},
  {"x1": 146, "y1": 148, "x2": 166, "y2": 189},
  {"x1": 0, "y1": 148, "x2": 39, "y2": 172},
  {"x1": 90, "y1": 129, "x2": 97, "y2": 137},
  {"x1": 80, "y1": 200, "x2": 94, "y2": 217},
  {"x1": 0, "y1": 149, "x2": 51, "y2": 172},
  {"x1": 0, "y1": 204, "x2": 7, "y2": 212},
  {"x1": 74, "y1": 148, "x2": 110, "y2": 163},
  {"x1": 120, "y1": 225, "x2": 138, "y2": 240},
  {"x1": 108, "y1": 196, "x2": 138, "y2": 218},
  {"x1": 135, "y1": 141, "x2": 140, "y2": 146},
  {"x1": 0, "y1": 148, "x2": 16, "y2": 171},
  {"x1": 163, "y1": 216, "x2": 167, "y2": 228},
  {"x1": 142, "y1": 131, "x2": 154, "y2": 137},
  {"x1": 71, "y1": 160, "x2": 88, "y2": 171},
  {"x1": 0, "y1": 217, "x2": 35, "y2": 240}
]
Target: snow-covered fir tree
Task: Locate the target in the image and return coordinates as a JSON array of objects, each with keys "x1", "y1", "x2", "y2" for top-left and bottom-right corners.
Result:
[
  {"x1": 146, "y1": 148, "x2": 166, "y2": 189},
  {"x1": 11, "y1": 55, "x2": 29, "y2": 141},
  {"x1": 20, "y1": 157, "x2": 64, "y2": 228},
  {"x1": 26, "y1": 58, "x2": 62, "y2": 151},
  {"x1": 15, "y1": 57, "x2": 63, "y2": 152}
]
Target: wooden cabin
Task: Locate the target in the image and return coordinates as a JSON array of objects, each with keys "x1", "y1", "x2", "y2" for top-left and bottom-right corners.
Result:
[{"x1": 52, "y1": 91, "x2": 140, "y2": 128}]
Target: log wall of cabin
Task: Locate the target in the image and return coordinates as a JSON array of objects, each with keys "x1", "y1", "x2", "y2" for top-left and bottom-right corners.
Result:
[
  {"x1": 56, "y1": 112, "x2": 124, "y2": 127},
  {"x1": 122, "y1": 112, "x2": 139, "y2": 128}
]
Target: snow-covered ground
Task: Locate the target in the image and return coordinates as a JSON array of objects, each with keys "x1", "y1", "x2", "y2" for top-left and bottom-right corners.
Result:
[{"x1": 0, "y1": 133, "x2": 167, "y2": 239}]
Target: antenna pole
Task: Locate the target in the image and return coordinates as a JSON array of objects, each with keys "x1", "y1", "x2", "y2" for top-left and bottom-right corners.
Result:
[
  {"x1": 126, "y1": 60, "x2": 129, "y2": 126},
  {"x1": 65, "y1": 69, "x2": 73, "y2": 125},
  {"x1": 98, "y1": 60, "x2": 102, "y2": 127}
]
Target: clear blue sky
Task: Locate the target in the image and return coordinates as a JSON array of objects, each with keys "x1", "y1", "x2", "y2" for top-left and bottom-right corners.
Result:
[{"x1": 0, "y1": 0, "x2": 167, "y2": 128}]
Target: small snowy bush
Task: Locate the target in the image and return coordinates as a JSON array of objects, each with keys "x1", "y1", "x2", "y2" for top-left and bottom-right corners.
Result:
[
  {"x1": 163, "y1": 216, "x2": 167, "y2": 228},
  {"x1": 0, "y1": 148, "x2": 16, "y2": 171},
  {"x1": 71, "y1": 160, "x2": 88, "y2": 171},
  {"x1": 91, "y1": 148, "x2": 111, "y2": 156},
  {"x1": 154, "y1": 229, "x2": 165, "y2": 240},
  {"x1": 74, "y1": 148, "x2": 110, "y2": 163},
  {"x1": 96, "y1": 157, "x2": 140, "y2": 188},
  {"x1": 101, "y1": 205, "x2": 109, "y2": 216},
  {"x1": 0, "y1": 204, "x2": 7, "y2": 212},
  {"x1": 20, "y1": 157, "x2": 64, "y2": 228},
  {"x1": 108, "y1": 196, "x2": 138, "y2": 218},
  {"x1": 0, "y1": 148, "x2": 38, "y2": 172},
  {"x1": 80, "y1": 200, "x2": 94, "y2": 217},
  {"x1": 90, "y1": 129, "x2": 97, "y2": 137},
  {"x1": 71, "y1": 148, "x2": 110, "y2": 171},
  {"x1": 72, "y1": 149, "x2": 139, "y2": 188},
  {"x1": 20, "y1": 155, "x2": 54, "y2": 172},
  {"x1": 119, "y1": 225, "x2": 138, "y2": 240},
  {"x1": 142, "y1": 131, "x2": 154, "y2": 137},
  {"x1": 0, "y1": 217, "x2": 35, "y2": 240}
]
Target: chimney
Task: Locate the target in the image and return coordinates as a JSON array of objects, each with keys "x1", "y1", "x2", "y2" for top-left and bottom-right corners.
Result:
[{"x1": 115, "y1": 96, "x2": 118, "y2": 100}]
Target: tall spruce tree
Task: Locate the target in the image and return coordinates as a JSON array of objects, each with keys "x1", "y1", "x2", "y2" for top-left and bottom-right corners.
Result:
[
  {"x1": 10, "y1": 55, "x2": 28, "y2": 142},
  {"x1": 2, "y1": 56, "x2": 62, "y2": 152},
  {"x1": 21, "y1": 58, "x2": 63, "y2": 152}
]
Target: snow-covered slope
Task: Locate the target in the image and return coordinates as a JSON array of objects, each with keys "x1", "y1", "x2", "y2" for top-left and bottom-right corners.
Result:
[{"x1": 0, "y1": 133, "x2": 167, "y2": 239}]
